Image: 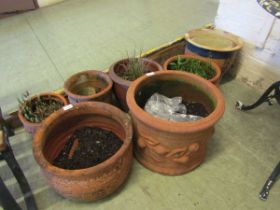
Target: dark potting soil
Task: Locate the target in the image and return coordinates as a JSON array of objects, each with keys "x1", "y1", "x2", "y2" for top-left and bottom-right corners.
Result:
[
  {"x1": 53, "y1": 126, "x2": 123, "y2": 170},
  {"x1": 184, "y1": 101, "x2": 209, "y2": 117}
]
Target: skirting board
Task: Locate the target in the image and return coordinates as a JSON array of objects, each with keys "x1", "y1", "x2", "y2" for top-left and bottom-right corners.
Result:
[
  {"x1": 37, "y1": 0, "x2": 65, "y2": 8},
  {"x1": 230, "y1": 42, "x2": 280, "y2": 92}
]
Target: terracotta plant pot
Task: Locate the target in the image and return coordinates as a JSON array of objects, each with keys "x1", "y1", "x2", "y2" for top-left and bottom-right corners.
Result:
[
  {"x1": 126, "y1": 71, "x2": 225, "y2": 175},
  {"x1": 109, "y1": 58, "x2": 163, "y2": 111},
  {"x1": 163, "y1": 54, "x2": 221, "y2": 86},
  {"x1": 64, "y1": 70, "x2": 113, "y2": 104},
  {"x1": 33, "y1": 102, "x2": 133, "y2": 201},
  {"x1": 18, "y1": 93, "x2": 68, "y2": 134}
]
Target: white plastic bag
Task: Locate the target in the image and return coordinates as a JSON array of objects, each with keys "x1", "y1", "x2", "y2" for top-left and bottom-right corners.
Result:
[{"x1": 144, "y1": 93, "x2": 203, "y2": 122}]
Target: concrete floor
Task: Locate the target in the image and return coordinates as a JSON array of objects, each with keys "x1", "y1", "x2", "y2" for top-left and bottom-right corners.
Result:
[
  {"x1": 0, "y1": 0, "x2": 218, "y2": 113},
  {"x1": 0, "y1": 0, "x2": 280, "y2": 209}
]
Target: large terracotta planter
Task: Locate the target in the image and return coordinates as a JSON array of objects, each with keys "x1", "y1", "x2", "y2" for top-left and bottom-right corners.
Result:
[
  {"x1": 18, "y1": 93, "x2": 68, "y2": 134},
  {"x1": 126, "y1": 71, "x2": 225, "y2": 175},
  {"x1": 33, "y1": 102, "x2": 133, "y2": 201},
  {"x1": 64, "y1": 70, "x2": 113, "y2": 104},
  {"x1": 163, "y1": 54, "x2": 221, "y2": 86},
  {"x1": 109, "y1": 58, "x2": 162, "y2": 111}
]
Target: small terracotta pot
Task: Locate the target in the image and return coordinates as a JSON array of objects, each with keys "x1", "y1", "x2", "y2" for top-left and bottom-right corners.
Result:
[
  {"x1": 33, "y1": 102, "x2": 133, "y2": 201},
  {"x1": 126, "y1": 71, "x2": 225, "y2": 175},
  {"x1": 163, "y1": 54, "x2": 221, "y2": 86},
  {"x1": 18, "y1": 93, "x2": 68, "y2": 134},
  {"x1": 109, "y1": 58, "x2": 163, "y2": 111},
  {"x1": 64, "y1": 70, "x2": 113, "y2": 104}
]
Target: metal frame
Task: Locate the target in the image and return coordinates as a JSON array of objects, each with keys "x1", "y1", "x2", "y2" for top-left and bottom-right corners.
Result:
[
  {"x1": 236, "y1": 81, "x2": 280, "y2": 111},
  {"x1": 0, "y1": 108, "x2": 37, "y2": 210},
  {"x1": 235, "y1": 81, "x2": 280, "y2": 200}
]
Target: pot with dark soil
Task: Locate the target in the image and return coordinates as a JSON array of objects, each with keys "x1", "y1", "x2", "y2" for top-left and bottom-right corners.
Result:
[
  {"x1": 33, "y1": 102, "x2": 133, "y2": 201},
  {"x1": 18, "y1": 92, "x2": 68, "y2": 134},
  {"x1": 163, "y1": 54, "x2": 221, "y2": 85},
  {"x1": 64, "y1": 70, "x2": 113, "y2": 104},
  {"x1": 109, "y1": 57, "x2": 162, "y2": 111},
  {"x1": 126, "y1": 71, "x2": 225, "y2": 175}
]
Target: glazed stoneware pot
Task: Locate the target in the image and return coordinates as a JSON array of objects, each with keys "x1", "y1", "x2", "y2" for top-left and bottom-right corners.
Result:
[
  {"x1": 33, "y1": 102, "x2": 133, "y2": 201},
  {"x1": 184, "y1": 28, "x2": 243, "y2": 75},
  {"x1": 163, "y1": 53, "x2": 221, "y2": 86},
  {"x1": 18, "y1": 93, "x2": 68, "y2": 134},
  {"x1": 109, "y1": 58, "x2": 162, "y2": 111},
  {"x1": 126, "y1": 71, "x2": 225, "y2": 175},
  {"x1": 64, "y1": 70, "x2": 113, "y2": 104}
]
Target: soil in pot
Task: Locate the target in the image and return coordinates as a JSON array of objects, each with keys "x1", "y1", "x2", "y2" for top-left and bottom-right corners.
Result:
[
  {"x1": 167, "y1": 56, "x2": 216, "y2": 80},
  {"x1": 19, "y1": 94, "x2": 64, "y2": 123},
  {"x1": 53, "y1": 126, "x2": 123, "y2": 170},
  {"x1": 183, "y1": 102, "x2": 209, "y2": 117}
]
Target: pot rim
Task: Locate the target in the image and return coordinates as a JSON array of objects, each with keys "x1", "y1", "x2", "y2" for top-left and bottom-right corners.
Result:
[
  {"x1": 126, "y1": 71, "x2": 225, "y2": 133},
  {"x1": 108, "y1": 58, "x2": 163, "y2": 87},
  {"x1": 32, "y1": 102, "x2": 133, "y2": 178},
  {"x1": 163, "y1": 54, "x2": 221, "y2": 84},
  {"x1": 18, "y1": 92, "x2": 68, "y2": 127},
  {"x1": 185, "y1": 28, "x2": 244, "y2": 52},
  {"x1": 64, "y1": 70, "x2": 113, "y2": 100}
]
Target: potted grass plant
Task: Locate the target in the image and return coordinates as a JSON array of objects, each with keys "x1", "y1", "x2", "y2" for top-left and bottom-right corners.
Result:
[
  {"x1": 163, "y1": 54, "x2": 221, "y2": 85},
  {"x1": 109, "y1": 56, "x2": 162, "y2": 111},
  {"x1": 18, "y1": 91, "x2": 68, "y2": 134}
]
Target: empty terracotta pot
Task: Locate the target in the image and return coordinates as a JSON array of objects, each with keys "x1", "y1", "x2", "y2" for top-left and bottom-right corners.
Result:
[
  {"x1": 163, "y1": 54, "x2": 221, "y2": 86},
  {"x1": 109, "y1": 58, "x2": 162, "y2": 111},
  {"x1": 64, "y1": 70, "x2": 113, "y2": 104},
  {"x1": 18, "y1": 93, "x2": 68, "y2": 134},
  {"x1": 33, "y1": 102, "x2": 133, "y2": 201},
  {"x1": 126, "y1": 71, "x2": 225, "y2": 175}
]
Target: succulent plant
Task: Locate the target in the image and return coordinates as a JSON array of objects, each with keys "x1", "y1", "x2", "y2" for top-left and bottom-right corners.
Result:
[{"x1": 18, "y1": 91, "x2": 63, "y2": 123}]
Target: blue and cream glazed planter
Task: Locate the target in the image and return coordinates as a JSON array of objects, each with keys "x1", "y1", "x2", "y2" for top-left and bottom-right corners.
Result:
[{"x1": 184, "y1": 28, "x2": 243, "y2": 75}]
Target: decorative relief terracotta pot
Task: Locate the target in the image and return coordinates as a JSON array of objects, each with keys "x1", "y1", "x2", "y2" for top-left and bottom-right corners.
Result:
[
  {"x1": 18, "y1": 93, "x2": 68, "y2": 134},
  {"x1": 163, "y1": 53, "x2": 222, "y2": 86},
  {"x1": 64, "y1": 70, "x2": 113, "y2": 104},
  {"x1": 109, "y1": 58, "x2": 162, "y2": 111},
  {"x1": 126, "y1": 71, "x2": 225, "y2": 175},
  {"x1": 33, "y1": 102, "x2": 133, "y2": 201}
]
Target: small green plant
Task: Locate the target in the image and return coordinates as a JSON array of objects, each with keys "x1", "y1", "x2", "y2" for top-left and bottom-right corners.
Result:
[
  {"x1": 18, "y1": 91, "x2": 63, "y2": 123},
  {"x1": 117, "y1": 51, "x2": 146, "y2": 81},
  {"x1": 168, "y1": 56, "x2": 216, "y2": 80}
]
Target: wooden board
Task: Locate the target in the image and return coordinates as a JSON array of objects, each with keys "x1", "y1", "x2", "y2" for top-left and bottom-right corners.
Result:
[
  {"x1": 0, "y1": 130, "x2": 5, "y2": 152},
  {"x1": 0, "y1": 0, "x2": 36, "y2": 14}
]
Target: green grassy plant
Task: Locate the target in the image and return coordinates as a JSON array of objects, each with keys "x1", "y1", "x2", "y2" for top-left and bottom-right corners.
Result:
[
  {"x1": 119, "y1": 57, "x2": 145, "y2": 81},
  {"x1": 168, "y1": 56, "x2": 216, "y2": 79},
  {"x1": 117, "y1": 51, "x2": 147, "y2": 81}
]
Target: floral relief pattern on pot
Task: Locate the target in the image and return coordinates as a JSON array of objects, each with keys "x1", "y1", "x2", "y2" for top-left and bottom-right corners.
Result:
[{"x1": 137, "y1": 135, "x2": 200, "y2": 164}]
